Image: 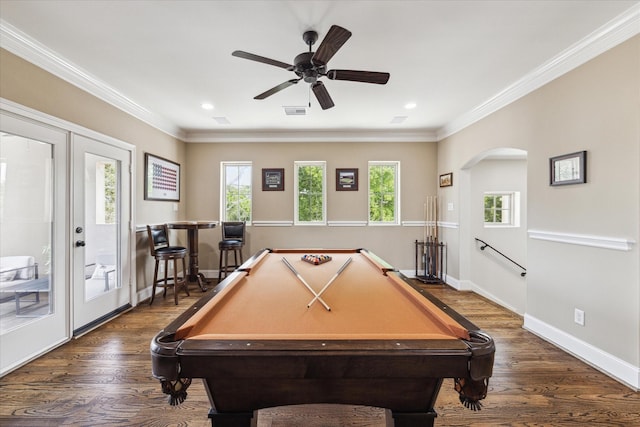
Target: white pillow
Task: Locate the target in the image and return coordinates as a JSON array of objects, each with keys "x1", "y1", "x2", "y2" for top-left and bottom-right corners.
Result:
[{"x1": 0, "y1": 270, "x2": 16, "y2": 282}]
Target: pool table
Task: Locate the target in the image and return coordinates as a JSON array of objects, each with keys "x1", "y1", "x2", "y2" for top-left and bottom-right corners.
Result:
[{"x1": 151, "y1": 248, "x2": 495, "y2": 427}]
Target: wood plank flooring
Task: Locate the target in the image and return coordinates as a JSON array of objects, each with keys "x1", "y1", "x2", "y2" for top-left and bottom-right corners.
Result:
[{"x1": 0, "y1": 280, "x2": 638, "y2": 426}]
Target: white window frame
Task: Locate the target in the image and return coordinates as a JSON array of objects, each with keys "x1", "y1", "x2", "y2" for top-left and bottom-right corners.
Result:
[
  {"x1": 483, "y1": 191, "x2": 520, "y2": 228},
  {"x1": 368, "y1": 161, "x2": 401, "y2": 226},
  {"x1": 220, "y1": 161, "x2": 252, "y2": 223},
  {"x1": 294, "y1": 161, "x2": 326, "y2": 225}
]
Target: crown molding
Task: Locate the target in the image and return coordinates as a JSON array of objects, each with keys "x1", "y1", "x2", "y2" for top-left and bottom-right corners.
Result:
[
  {"x1": 437, "y1": 4, "x2": 640, "y2": 141},
  {"x1": 0, "y1": 19, "x2": 185, "y2": 141},
  {"x1": 184, "y1": 129, "x2": 437, "y2": 143}
]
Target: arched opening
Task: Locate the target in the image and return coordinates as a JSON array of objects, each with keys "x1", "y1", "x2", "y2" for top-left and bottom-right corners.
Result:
[{"x1": 459, "y1": 148, "x2": 528, "y2": 314}]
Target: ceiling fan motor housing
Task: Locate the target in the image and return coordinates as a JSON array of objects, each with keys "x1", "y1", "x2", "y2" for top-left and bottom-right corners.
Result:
[{"x1": 294, "y1": 51, "x2": 326, "y2": 83}]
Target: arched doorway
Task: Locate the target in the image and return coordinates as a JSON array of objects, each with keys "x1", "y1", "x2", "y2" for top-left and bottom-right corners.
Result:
[{"x1": 458, "y1": 148, "x2": 528, "y2": 314}]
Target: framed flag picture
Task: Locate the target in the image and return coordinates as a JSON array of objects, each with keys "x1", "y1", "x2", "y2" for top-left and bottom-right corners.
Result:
[{"x1": 144, "y1": 153, "x2": 180, "y2": 201}]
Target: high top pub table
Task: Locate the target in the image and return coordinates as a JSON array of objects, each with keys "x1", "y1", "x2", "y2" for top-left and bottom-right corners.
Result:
[{"x1": 167, "y1": 221, "x2": 216, "y2": 291}]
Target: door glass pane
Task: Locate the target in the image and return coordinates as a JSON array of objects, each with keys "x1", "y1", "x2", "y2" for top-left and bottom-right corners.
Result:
[
  {"x1": 0, "y1": 133, "x2": 53, "y2": 332},
  {"x1": 83, "y1": 153, "x2": 119, "y2": 301}
]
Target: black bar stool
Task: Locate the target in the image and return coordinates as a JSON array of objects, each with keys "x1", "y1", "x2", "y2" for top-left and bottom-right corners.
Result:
[
  {"x1": 146, "y1": 224, "x2": 189, "y2": 305},
  {"x1": 217, "y1": 221, "x2": 246, "y2": 283}
]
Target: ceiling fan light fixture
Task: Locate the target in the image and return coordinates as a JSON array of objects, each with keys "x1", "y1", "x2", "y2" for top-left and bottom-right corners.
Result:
[{"x1": 303, "y1": 70, "x2": 318, "y2": 83}]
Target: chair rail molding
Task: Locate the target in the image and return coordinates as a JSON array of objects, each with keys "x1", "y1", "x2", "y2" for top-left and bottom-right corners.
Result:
[
  {"x1": 251, "y1": 221, "x2": 294, "y2": 227},
  {"x1": 528, "y1": 230, "x2": 636, "y2": 251}
]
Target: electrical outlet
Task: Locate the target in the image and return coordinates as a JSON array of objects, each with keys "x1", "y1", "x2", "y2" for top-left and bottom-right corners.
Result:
[{"x1": 574, "y1": 308, "x2": 585, "y2": 326}]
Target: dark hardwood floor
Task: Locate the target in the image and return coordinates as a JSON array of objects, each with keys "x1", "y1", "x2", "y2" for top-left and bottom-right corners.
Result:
[{"x1": 0, "y1": 280, "x2": 638, "y2": 426}]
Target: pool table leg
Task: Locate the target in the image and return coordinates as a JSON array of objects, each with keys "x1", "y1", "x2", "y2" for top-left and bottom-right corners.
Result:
[
  {"x1": 207, "y1": 409, "x2": 254, "y2": 427},
  {"x1": 392, "y1": 410, "x2": 437, "y2": 427}
]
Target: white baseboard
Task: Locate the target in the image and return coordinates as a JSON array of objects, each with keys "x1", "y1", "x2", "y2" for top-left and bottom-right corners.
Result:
[
  {"x1": 442, "y1": 275, "x2": 468, "y2": 291},
  {"x1": 136, "y1": 286, "x2": 154, "y2": 305},
  {"x1": 524, "y1": 314, "x2": 639, "y2": 390},
  {"x1": 200, "y1": 269, "x2": 216, "y2": 279}
]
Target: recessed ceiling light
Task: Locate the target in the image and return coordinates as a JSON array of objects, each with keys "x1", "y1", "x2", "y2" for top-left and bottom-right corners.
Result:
[
  {"x1": 201, "y1": 102, "x2": 214, "y2": 110},
  {"x1": 404, "y1": 102, "x2": 417, "y2": 110}
]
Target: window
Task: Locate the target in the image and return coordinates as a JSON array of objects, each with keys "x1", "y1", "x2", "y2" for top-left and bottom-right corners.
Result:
[
  {"x1": 96, "y1": 160, "x2": 117, "y2": 224},
  {"x1": 294, "y1": 161, "x2": 326, "y2": 225},
  {"x1": 368, "y1": 161, "x2": 400, "y2": 225},
  {"x1": 221, "y1": 162, "x2": 252, "y2": 222},
  {"x1": 484, "y1": 192, "x2": 520, "y2": 227}
]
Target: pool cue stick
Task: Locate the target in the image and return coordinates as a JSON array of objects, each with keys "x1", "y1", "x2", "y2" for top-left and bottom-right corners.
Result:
[
  {"x1": 429, "y1": 196, "x2": 434, "y2": 277},
  {"x1": 281, "y1": 258, "x2": 331, "y2": 311},
  {"x1": 423, "y1": 202, "x2": 427, "y2": 277},
  {"x1": 307, "y1": 257, "x2": 352, "y2": 308},
  {"x1": 427, "y1": 197, "x2": 432, "y2": 277},
  {"x1": 434, "y1": 196, "x2": 439, "y2": 279},
  {"x1": 426, "y1": 196, "x2": 435, "y2": 278}
]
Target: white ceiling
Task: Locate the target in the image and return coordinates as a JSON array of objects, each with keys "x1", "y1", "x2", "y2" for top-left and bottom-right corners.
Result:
[{"x1": 1, "y1": 1, "x2": 638, "y2": 142}]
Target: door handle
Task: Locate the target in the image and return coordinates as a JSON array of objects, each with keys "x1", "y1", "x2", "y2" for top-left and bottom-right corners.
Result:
[{"x1": 75, "y1": 240, "x2": 86, "y2": 247}]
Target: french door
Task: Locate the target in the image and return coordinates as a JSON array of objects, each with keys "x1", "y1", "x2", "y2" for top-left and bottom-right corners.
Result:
[
  {"x1": 72, "y1": 134, "x2": 132, "y2": 335},
  {"x1": 0, "y1": 110, "x2": 69, "y2": 375}
]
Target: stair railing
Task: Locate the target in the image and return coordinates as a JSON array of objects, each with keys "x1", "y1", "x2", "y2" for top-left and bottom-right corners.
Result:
[{"x1": 474, "y1": 238, "x2": 526, "y2": 277}]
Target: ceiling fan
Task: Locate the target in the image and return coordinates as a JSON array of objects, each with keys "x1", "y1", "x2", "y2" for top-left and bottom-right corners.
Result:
[{"x1": 232, "y1": 25, "x2": 390, "y2": 110}]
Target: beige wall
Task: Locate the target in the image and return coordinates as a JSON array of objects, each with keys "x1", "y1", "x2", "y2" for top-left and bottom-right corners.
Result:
[
  {"x1": 185, "y1": 140, "x2": 438, "y2": 271},
  {"x1": 438, "y1": 36, "x2": 640, "y2": 372}
]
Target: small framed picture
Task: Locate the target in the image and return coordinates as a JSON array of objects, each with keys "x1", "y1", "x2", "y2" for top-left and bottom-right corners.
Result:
[
  {"x1": 439, "y1": 172, "x2": 453, "y2": 187},
  {"x1": 144, "y1": 153, "x2": 180, "y2": 201},
  {"x1": 262, "y1": 168, "x2": 284, "y2": 191},
  {"x1": 336, "y1": 168, "x2": 358, "y2": 191},
  {"x1": 550, "y1": 151, "x2": 587, "y2": 186}
]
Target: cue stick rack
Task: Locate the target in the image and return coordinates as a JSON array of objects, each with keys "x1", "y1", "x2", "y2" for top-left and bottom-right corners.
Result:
[{"x1": 415, "y1": 196, "x2": 445, "y2": 284}]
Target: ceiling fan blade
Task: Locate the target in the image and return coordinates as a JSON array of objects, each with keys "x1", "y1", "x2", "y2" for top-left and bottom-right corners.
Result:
[
  {"x1": 312, "y1": 25, "x2": 352, "y2": 67},
  {"x1": 311, "y1": 81, "x2": 335, "y2": 110},
  {"x1": 327, "y1": 69, "x2": 390, "y2": 84},
  {"x1": 232, "y1": 50, "x2": 293, "y2": 70},
  {"x1": 254, "y1": 79, "x2": 300, "y2": 100}
]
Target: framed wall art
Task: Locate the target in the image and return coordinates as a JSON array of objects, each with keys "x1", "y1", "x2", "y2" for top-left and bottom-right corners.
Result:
[
  {"x1": 262, "y1": 168, "x2": 284, "y2": 191},
  {"x1": 336, "y1": 168, "x2": 358, "y2": 191},
  {"x1": 439, "y1": 172, "x2": 453, "y2": 187},
  {"x1": 144, "y1": 153, "x2": 180, "y2": 201},
  {"x1": 550, "y1": 151, "x2": 587, "y2": 186}
]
